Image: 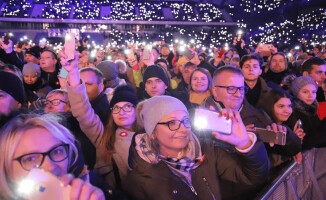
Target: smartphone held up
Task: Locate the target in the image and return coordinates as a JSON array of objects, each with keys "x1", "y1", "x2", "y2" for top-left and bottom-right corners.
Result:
[
  {"x1": 64, "y1": 33, "x2": 75, "y2": 61},
  {"x1": 3, "y1": 32, "x2": 13, "y2": 45},
  {"x1": 194, "y1": 108, "x2": 232, "y2": 135}
]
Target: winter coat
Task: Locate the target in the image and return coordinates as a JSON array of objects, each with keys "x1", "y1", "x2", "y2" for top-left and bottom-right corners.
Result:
[
  {"x1": 90, "y1": 91, "x2": 110, "y2": 126},
  {"x1": 284, "y1": 98, "x2": 326, "y2": 150},
  {"x1": 245, "y1": 77, "x2": 271, "y2": 109},
  {"x1": 262, "y1": 69, "x2": 291, "y2": 86},
  {"x1": 124, "y1": 133, "x2": 270, "y2": 200},
  {"x1": 66, "y1": 81, "x2": 110, "y2": 179}
]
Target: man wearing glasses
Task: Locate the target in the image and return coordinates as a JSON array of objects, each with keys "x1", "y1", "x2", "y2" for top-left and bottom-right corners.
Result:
[
  {"x1": 205, "y1": 65, "x2": 274, "y2": 128},
  {"x1": 204, "y1": 66, "x2": 301, "y2": 200}
]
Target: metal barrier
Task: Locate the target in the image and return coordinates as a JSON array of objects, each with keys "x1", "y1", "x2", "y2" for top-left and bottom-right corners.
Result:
[{"x1": 256, "y1": 148, "x2": 325, "y2": 200}]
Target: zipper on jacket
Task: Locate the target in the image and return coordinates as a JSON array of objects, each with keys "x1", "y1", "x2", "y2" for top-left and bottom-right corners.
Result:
[
  {"x1": 202, "y1": 177, "x2": 216, "y2": 200},
  {"x1": 174, "y1": 175, "x2": 198, "y2": 196}
]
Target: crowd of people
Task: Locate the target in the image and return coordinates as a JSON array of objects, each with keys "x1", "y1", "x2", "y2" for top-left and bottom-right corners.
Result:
[{"x1": 0, "y1": 31, "x2": 325, "y2": 200}]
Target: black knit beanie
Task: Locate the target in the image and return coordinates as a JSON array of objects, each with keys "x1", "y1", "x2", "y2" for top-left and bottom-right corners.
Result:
[
  {"x1": 0, "y1": 71, "x2": 25, "y2": 103},
  {"x1": 109, "y1": 84, "x2": 139, "y2": 109},
  {"x1": 143, "y1": 65, "x2": 169, "y2": 87},
  {"x1": 25, "y1": 46, "x2": 41, "y2": 59}
]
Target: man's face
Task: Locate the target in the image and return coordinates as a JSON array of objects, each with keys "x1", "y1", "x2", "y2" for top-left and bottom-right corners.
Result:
[
  {"x1": 117, "y1": 52, "x2": 126, "y2": 61},
  {"x1": 78, "y1": 57, "x2": 89, "y2": 68},
  {"x1": 145, "y1": 77, "x2": 167, "y2": 97},
  {"x1": 224, "y1": 57, "x2": 230, "y2": 64},
  {"x1": 241, "y1": 59, "x2": 262, "y2": 82},
  {"x1": 40, "y1": 51, "x2": 57, "y2": 72},
  {"x1": 96, "y1": 50, "x2": 104, "y2": 62},
  {"x1": 24, "y1": 54, "x2": 40, "y2": 65},
  {"x1": 313, "y1": 48, "x2": 320, "y2": 55},
  {"x1": 80, "y1": 71, "x2": 104, "y2": 101},
  {"x1": 44, "y1": 93, "x2": 69, "y2": 113},
  {"x1": 270, "y1": 54, "x2": 286, "y2": 73},
  {"x1": 307, "y1": 64, "x2": 326, "y2": 87},
  {"x1": 212, "y1": 71, "x2": 244, "y2": 110},
  {"x1": 182, "y1": 66, "x2": 196, "y2": 84},
  {"x1": 161, "y1": 47, "x2": 170, "y2": 57},
  {"x1": 0, "y1": 89, "x2": 21, "y2": 115}
]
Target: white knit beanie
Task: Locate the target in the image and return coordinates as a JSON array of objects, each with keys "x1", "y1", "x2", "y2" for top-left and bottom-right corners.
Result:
[{"x1": 137, "y1": 95, "x2": 188, "y2": 136}]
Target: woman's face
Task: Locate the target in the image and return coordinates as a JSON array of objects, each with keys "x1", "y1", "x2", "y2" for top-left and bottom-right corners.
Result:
[
  {"x1": 273, "y1": 97, "x2": 292, "y2": 124},
  {"x1": 112, "y1": 102, "x2": 136, "y2": 129},
  {"x1": 11, "y1": 128, "x2": 69, "y2": 182},
  {"x1": 154, "y1": 110, "x2": 191, "y2": 157},
  {"x1": 191, "y1": 71, "x2": 209, "y2": 93},
  {"x1": 297, "y1": 84, "x2": 317, "y2": 105},
  {"x1": 23, "y1": 73, "x2": 38, "y2": 85}
]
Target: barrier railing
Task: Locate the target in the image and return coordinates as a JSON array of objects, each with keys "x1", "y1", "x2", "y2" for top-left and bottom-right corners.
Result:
[{"x1": 256, "y1": 148, "x2": 325, "y2": 200}]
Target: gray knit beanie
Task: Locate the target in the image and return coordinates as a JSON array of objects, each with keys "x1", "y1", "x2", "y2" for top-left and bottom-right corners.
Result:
[
  {"x1": 96, "y1": 61, "x2": 120, "y2": 88},
  {"x1": 22, "y1": 62, "x2": 41, "y2": 77},
  {"x1": 137, "y1": 95, "x2": 188, "y2": 136},
  {"x1": 291, "y1": 76, "x2": 318, "y2": 97},
  {"x1": 96, "y1": 61, "x2": 119, "y2": 81}
]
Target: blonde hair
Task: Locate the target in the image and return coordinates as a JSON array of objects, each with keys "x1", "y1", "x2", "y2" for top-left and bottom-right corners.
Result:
[{"x1": 0, "y1": 113, "x2": 78, "y2": 199}]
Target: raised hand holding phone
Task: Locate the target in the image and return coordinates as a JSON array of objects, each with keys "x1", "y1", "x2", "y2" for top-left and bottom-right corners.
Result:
[
  {"x1": 204, "y1": 106, "x2": 251, "y2": 150},
  {"x1": 64, "y1": 33, "x2": 75, "y2": 61},
  {"x1": 142, "y1": 46, "x2": 154, "y2": 66},
  {"x1": 1, "y1": 33, "x2": 13, "y2": 53},
  {"x1": 59, "y1": 47, "x2": 80, "y2": 87},
  {"x1": 293, "y1": 119, "x2": 305, "y2": 141}
]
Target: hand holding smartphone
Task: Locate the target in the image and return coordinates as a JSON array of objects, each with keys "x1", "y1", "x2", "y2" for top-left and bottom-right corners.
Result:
[
  {"x1": 3, "y1": 32, "x2": 13, "y2": 45},
  {"x1": 217, "y1": 47, "x2": 227, "y2": 58},
  {"x1": 184, "y1": 47, "x2": 195, "y2": 60},
  {"x1": 253, "y1": 127, "x2": 286, "y2": 145},
  {"x1": 18, "y1": 168, "x2": 71, "y2": 200},
  {"x1": 143, "y1": 45, "x2": 152, "y2": 60}
]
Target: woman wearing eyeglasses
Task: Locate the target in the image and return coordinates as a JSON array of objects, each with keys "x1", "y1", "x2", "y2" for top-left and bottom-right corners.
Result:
[
  {"x1": 0, "y1": 114, "x2": 105, "y2": 200},
  {"x1": 99, "y1": 84, "x2": 140, "y2": 188},
  {"x1": 123, "y1": 95, "x2": 269, "y2": 200}
]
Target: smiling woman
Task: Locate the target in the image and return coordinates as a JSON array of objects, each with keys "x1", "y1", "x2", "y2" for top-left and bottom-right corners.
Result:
[
  {"x1": 123, "y1": 95, "x2": 270, "y2": 200},
  {"x1": 188, "y1": 68, "x2": 212, "y2": 106},
  {"x1": 0, "y1": 114, "x2": 105, "y2": 200},
  {"x1": 284, "y1": 76, "x2": 326, "y2": 150}
]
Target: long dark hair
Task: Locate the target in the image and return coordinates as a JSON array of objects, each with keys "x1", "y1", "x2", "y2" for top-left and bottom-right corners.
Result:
[{"x1": 263, "y1": 89, "x2": 292, "y2": 123}]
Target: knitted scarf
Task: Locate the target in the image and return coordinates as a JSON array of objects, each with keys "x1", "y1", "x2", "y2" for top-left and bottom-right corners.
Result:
[
  {"x1": 135, "y1": 132, "x2": 203, "y2": 173},
  {"x1": 293, "y1": 98, "x2": 318, "y2": 117}
]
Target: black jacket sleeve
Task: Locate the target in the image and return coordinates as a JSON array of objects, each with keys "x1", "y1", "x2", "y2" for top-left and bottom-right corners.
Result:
[{"x1": 6, "y1": 51, "x2": 25, "y2": 70}]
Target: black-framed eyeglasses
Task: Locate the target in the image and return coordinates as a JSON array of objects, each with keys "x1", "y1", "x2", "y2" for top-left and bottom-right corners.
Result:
[
  {"x1": 45, "y1": 99, "x2": 67, "y2": 106},
  {"x1": 111, "y1": 104, "x2": 134, "y2": 114},
  {"x1": 214, "y1": 85, "x2": 249, "y2": 94},
  {"x1": 13, "y1": 144, "x2": 69, "y2": 171},
  {"x1": 157, "y1": 118, "x2": 191, "y2": 131}
]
